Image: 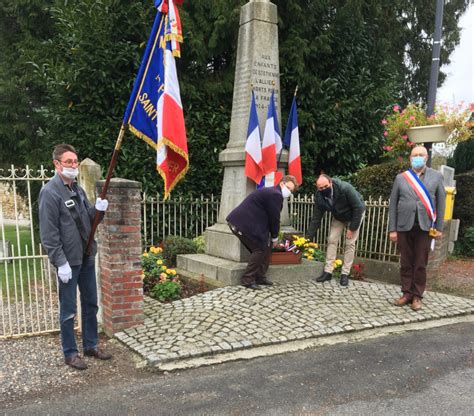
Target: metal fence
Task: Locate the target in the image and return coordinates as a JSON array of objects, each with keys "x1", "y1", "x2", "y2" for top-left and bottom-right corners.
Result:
[
  {"x1": 1, "y1": 163, "x2": 398, "y2": 338},
  {"x1": 289, "y1": 194, "x2": 399, "y2": 262},
  {"x1": 0, "y1": 165, "x2": 58, "y2": 339},
  {"x1": 142, "y1": 193, "x2": 220, "y2": 248},
  {"x1": 141, "y1": 193, "x2": 399, "y2": 263}
]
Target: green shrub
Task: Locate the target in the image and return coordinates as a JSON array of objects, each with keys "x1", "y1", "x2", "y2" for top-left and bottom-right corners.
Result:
[
  {"x1": 193, "y1": 235, "x2": 206, "y2": 254},
  {"x1": 151, "y1": 280, "x2": 181, "y2": 302},
  {"x1": 163, "y1": 236, "x2": 198, "y2": 266},
  {"x1": 453, "y1": 137, "x2": 474, "y2": 174},
  {"x1": 454, "y1": 227, "x2": 474, "y2": 257},
  {"x1": 351, "y1": 160, "x2": 410, "y2": 199}
]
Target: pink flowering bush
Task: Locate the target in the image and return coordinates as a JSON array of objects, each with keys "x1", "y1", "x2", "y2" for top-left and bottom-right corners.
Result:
[{"x1": 382, "y1": 103, "x2": 473, "y2": 159}]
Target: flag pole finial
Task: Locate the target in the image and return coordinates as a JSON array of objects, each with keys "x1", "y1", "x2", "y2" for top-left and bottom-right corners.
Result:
[{"x1": 294, "y1": 85, "x2": 298, "y2": 97}]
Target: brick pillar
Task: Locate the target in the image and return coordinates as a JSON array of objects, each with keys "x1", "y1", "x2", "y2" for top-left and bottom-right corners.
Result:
[{"x1": 97, "y1": 178, "x2": 144, "y2": 336}]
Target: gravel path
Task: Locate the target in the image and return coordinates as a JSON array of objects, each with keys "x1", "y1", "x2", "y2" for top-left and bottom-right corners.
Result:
[{"x1": 0, "y1": 333, "x2": 149, "y2": 410}]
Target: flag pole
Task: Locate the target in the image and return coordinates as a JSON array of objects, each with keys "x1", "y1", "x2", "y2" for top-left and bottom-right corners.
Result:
[
  {"x1": 85, "y1": 124, "x2": 127, "y2": 255},
  {"x1": 277, "y1": 85, "x2": 298, "y2": 166}
]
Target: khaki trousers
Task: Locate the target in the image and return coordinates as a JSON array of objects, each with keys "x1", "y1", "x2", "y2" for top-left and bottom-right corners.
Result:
[{"x1": 324, "y1": 218, "x2": 361, "y2": 275}]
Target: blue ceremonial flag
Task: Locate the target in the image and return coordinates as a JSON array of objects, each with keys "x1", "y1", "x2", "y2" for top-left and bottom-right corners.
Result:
[{"x1": 122, "y1": 11, "x2": 166, "y2": 149}]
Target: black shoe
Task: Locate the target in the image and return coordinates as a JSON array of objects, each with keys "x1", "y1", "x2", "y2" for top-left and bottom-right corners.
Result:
[
  {"x1": 243, "y1": 283, "x2": 262, "y2": 290},
  {"x1": 340, "y1": 274, "x2": 349, "y2": 286},
  {"x1": 257, "y1": 277, "x2": 273, "y2": 286},
  {"x1": 315, "y1": 272, "x2": 332, "y2": 283}
]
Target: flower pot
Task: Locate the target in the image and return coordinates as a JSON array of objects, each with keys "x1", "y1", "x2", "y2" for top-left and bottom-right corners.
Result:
[
  {"x1": 270, "y1": 251, "x2": 302, "y2": 265},
  {"x1": 406, "y1": 124, "x2": 451, "y2": 143}
]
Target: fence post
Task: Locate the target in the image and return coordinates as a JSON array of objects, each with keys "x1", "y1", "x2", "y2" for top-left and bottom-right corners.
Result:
[{"x1": 97, "y1": 178, "x2": 144, "y2": 336}]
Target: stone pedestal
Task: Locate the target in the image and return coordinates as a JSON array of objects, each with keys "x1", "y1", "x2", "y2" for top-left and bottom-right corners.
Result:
[{"x1": 97, "y1": 178, "x2": 144, "y2": 336}]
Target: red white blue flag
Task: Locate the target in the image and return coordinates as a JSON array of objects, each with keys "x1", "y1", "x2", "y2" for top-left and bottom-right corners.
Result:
[
  {"x1": 283, "y1": 95, "x2": 302, "y2": 185},
  {"x1": 258, "y1": 90, "x2": 283, "y2": 188},
  {"x1": 245, "y1": 91, "x2": 263, "y2": 184}
]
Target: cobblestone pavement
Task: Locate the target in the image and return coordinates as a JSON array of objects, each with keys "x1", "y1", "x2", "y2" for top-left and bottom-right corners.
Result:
[{"x1": 116, "y1": 280, "x2": 474, "y2": 369}]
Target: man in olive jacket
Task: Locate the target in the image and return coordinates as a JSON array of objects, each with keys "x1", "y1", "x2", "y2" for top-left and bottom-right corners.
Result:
[{"x1": 306, "y1": 174, "x2": 365, "y2": 286}]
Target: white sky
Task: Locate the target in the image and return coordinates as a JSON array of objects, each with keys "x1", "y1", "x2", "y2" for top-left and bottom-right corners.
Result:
[{"x1": 437, "y1": 2, "x2": 474, "y2": 108}]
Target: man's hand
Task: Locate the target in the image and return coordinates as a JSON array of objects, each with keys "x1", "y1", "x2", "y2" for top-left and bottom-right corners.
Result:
[
  {"x1": 272, "y1": 238, "x2": 279, "y2": 248},
  {"x1": 435, "y1": 230, "x2": 443, "y2": 240},
  {"x1": 346, "y1": 230, "x2": 354, "y2": 240},
  {"x1": 95, "y1": 197, "x2": 109, "y2": 212},
  {"x1": 58, "y1": 262, "x2": 72, "y2": 284},
  {"x1": 389, "y1": 231, "x2": 397, "y2": 242}
]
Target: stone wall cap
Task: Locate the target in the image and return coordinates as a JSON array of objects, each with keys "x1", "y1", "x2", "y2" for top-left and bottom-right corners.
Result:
[{"x1": 97, "y1": 178, "x2": 142, "y2": 189}]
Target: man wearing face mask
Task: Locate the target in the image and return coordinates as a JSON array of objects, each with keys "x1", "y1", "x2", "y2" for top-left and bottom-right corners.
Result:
[
  {"x1": 227, "y1": 175, "x2": 298, "y2": 290},
  {"x1": 39, "y1": 144, "x2": 112, "y2": 370},
  {"x1": 306, "y1": 174, "x2": 365, "y2": 286},
  {"x1": 389, "y1": 145, "x2": 445, "y2": 311}
]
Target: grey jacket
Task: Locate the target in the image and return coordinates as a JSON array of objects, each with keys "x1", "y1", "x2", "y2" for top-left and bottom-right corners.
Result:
[
  {"x1": 39, "y1": 174, "x2": 99, "y2": 267},
  {"x1": 388, "y1": 167, "x2": 446, "y2": 232}
]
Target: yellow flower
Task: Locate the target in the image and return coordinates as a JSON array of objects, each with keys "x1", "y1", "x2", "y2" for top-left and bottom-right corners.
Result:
[
  {"x1": 140, "y1": 273, "x2": 145, "y2": 281},
  {"x1": 170, "y1": 269, "x2": 177, "y2": 275},
  {"x1": 160, "y1": 272, "x2": 167, "y2": 281},
  {"x1": 307, "y1": 255, "x2": 314, "y2": 260},
  {"x1": 156, "y1": 259, "x2": 163, "y2": 265},
  {"x1": 308, "y1": 248, "x2": 314, "y2": 254},
  {"x1": 156, "y1": 247, "x2": 163, "y2": 253},
  {"x1": 143, "y1": 252, "x2": 149, "y2": 257},
  {"x1": 161, "y1": 266, "x2": 167, "y2": 271}
]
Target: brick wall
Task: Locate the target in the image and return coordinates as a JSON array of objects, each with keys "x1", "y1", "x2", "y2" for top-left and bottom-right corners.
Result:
[{"x1": 97, "y1": 178, "x2": 144, "y2": 336}]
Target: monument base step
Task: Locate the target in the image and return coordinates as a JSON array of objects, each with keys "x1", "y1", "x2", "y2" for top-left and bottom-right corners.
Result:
[{"x1": 177, "y1": 253, "x2": 323, "y2": 286}]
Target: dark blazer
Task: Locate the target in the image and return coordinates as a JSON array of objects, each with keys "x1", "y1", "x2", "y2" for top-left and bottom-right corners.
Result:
[
  {"x1": 226, "y1": 186, "x2": 284, "y2": 249},
  {"x1": 389, "y1": 167, "x2": 446, "y2": 232},
  {"x1": 307, "y1": 178, "x2": 365, "y2": 239}
]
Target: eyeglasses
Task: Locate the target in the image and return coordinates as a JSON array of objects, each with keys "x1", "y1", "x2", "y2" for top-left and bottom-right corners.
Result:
[{"x1": 57, "y1": 159, "x2": 79, "y2": 167}]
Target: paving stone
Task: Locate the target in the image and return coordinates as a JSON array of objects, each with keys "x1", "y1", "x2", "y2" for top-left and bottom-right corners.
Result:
[{"x1": 117, "y1": 281, "x2": 474, "y2": 367}]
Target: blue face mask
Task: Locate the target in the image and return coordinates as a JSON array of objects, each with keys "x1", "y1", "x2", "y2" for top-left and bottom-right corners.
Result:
[{"x1": 411, "y1": 156, "x2": 426, "y2": 170}]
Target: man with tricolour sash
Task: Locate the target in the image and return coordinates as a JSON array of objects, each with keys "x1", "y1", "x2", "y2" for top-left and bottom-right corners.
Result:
[{"x1": 388, "y1": 145, "x2": 446, "y2": 311}]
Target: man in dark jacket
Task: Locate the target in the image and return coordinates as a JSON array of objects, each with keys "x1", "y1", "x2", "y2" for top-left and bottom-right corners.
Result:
[
  {"x1": 226, "y1": 175, "x2": 298, "y2": 290},
  {"x1": 306, "y1": 174, "x2": 365, "y2": 286}
]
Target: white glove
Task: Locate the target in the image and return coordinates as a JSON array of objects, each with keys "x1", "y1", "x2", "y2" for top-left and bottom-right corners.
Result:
[
  {"x1": 58, "y1": 262, "x2": 72, "y2": 284},
  {"x1": 95, "y1": 197, "x2": 109, "y2": 212}
]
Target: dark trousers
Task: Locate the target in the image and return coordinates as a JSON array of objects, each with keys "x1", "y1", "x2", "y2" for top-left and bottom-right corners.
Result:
[
  {"x1": 58, "y1": 255, "x2": 98, "y2": 358},
  {"x1": 228, "y1": 224, "x2": 271, "y2": 286},
  {"x1": 397, "y1": 226, "x2": 432, "y2": 299}
]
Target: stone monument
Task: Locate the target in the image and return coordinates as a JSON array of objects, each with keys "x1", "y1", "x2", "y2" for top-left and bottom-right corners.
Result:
[{"x1": 177, "y1": 0, "x2": 320, "y2": 284}]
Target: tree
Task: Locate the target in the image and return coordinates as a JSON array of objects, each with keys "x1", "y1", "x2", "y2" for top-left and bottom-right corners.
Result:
[{"x1": 0, "y1": 0, "x2": 469, "y2": 194}]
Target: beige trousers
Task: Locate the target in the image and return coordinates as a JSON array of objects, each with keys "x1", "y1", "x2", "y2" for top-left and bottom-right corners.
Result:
[{"x1": 324, "y1": 218, "x2": 361, "y2": 275}]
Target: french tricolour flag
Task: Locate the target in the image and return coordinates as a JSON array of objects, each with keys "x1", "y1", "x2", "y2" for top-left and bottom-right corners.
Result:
[
  {"x1": 261, "y1": 90, "x2": 282, "y2": 175},
  {"x1": 283, "y1": 95, "x2": 302, "y2": 185},
  {"x1": 245, "y1": 91, "x2": 263, "y2": 184},
  {"x1": 257, "y1": 91, "x2": 283, "y2": 189}
]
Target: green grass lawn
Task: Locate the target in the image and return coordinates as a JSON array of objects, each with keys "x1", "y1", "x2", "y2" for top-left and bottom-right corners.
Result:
[{"x1": 1, "y1": 225, "x2": 47, "y2": 300}]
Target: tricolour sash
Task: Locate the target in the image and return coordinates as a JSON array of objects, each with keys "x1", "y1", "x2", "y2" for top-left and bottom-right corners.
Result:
[{"x1": 401, "y1": 169, "x2": 436, "y2": 228}]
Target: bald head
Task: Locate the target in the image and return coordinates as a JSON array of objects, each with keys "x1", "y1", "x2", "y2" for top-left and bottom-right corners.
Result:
[
  {"x1": 410, "y1": 145, "x2": 428, "y2": 158},
  {"x1": 316, "y1": 174, "x2": 332, "y2": 191}
]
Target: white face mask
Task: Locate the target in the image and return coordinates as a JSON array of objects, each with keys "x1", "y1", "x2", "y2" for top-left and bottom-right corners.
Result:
[
  {"x1": 281, "y1": 184, "x2": 292, "y2": 198},
  {"x1": 61, "y1": 167, "x2": 79, "y2": 179}
]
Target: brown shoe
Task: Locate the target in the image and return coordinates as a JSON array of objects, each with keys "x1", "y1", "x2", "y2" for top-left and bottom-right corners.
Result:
[
  {"x1": 84, "y1": 348, "x2": 112, "y2": 360},
  {"x1": 411, "y1": 297, "x2": 423, "y2": 311},
  {"x1": 65, "y1": 354, "x2": 87, "y2": 370},
  {"x1": 393, "y1": 295, "x2": 412, "y2": 306}
]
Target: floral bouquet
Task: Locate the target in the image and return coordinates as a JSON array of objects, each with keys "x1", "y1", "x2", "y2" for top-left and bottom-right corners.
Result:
[
  {"x1": 141, "y1": 245, "x2": 181, "y2": 302},
  {"x1": 292, "y1": 235, "x2": 325, "y2": 262}
]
